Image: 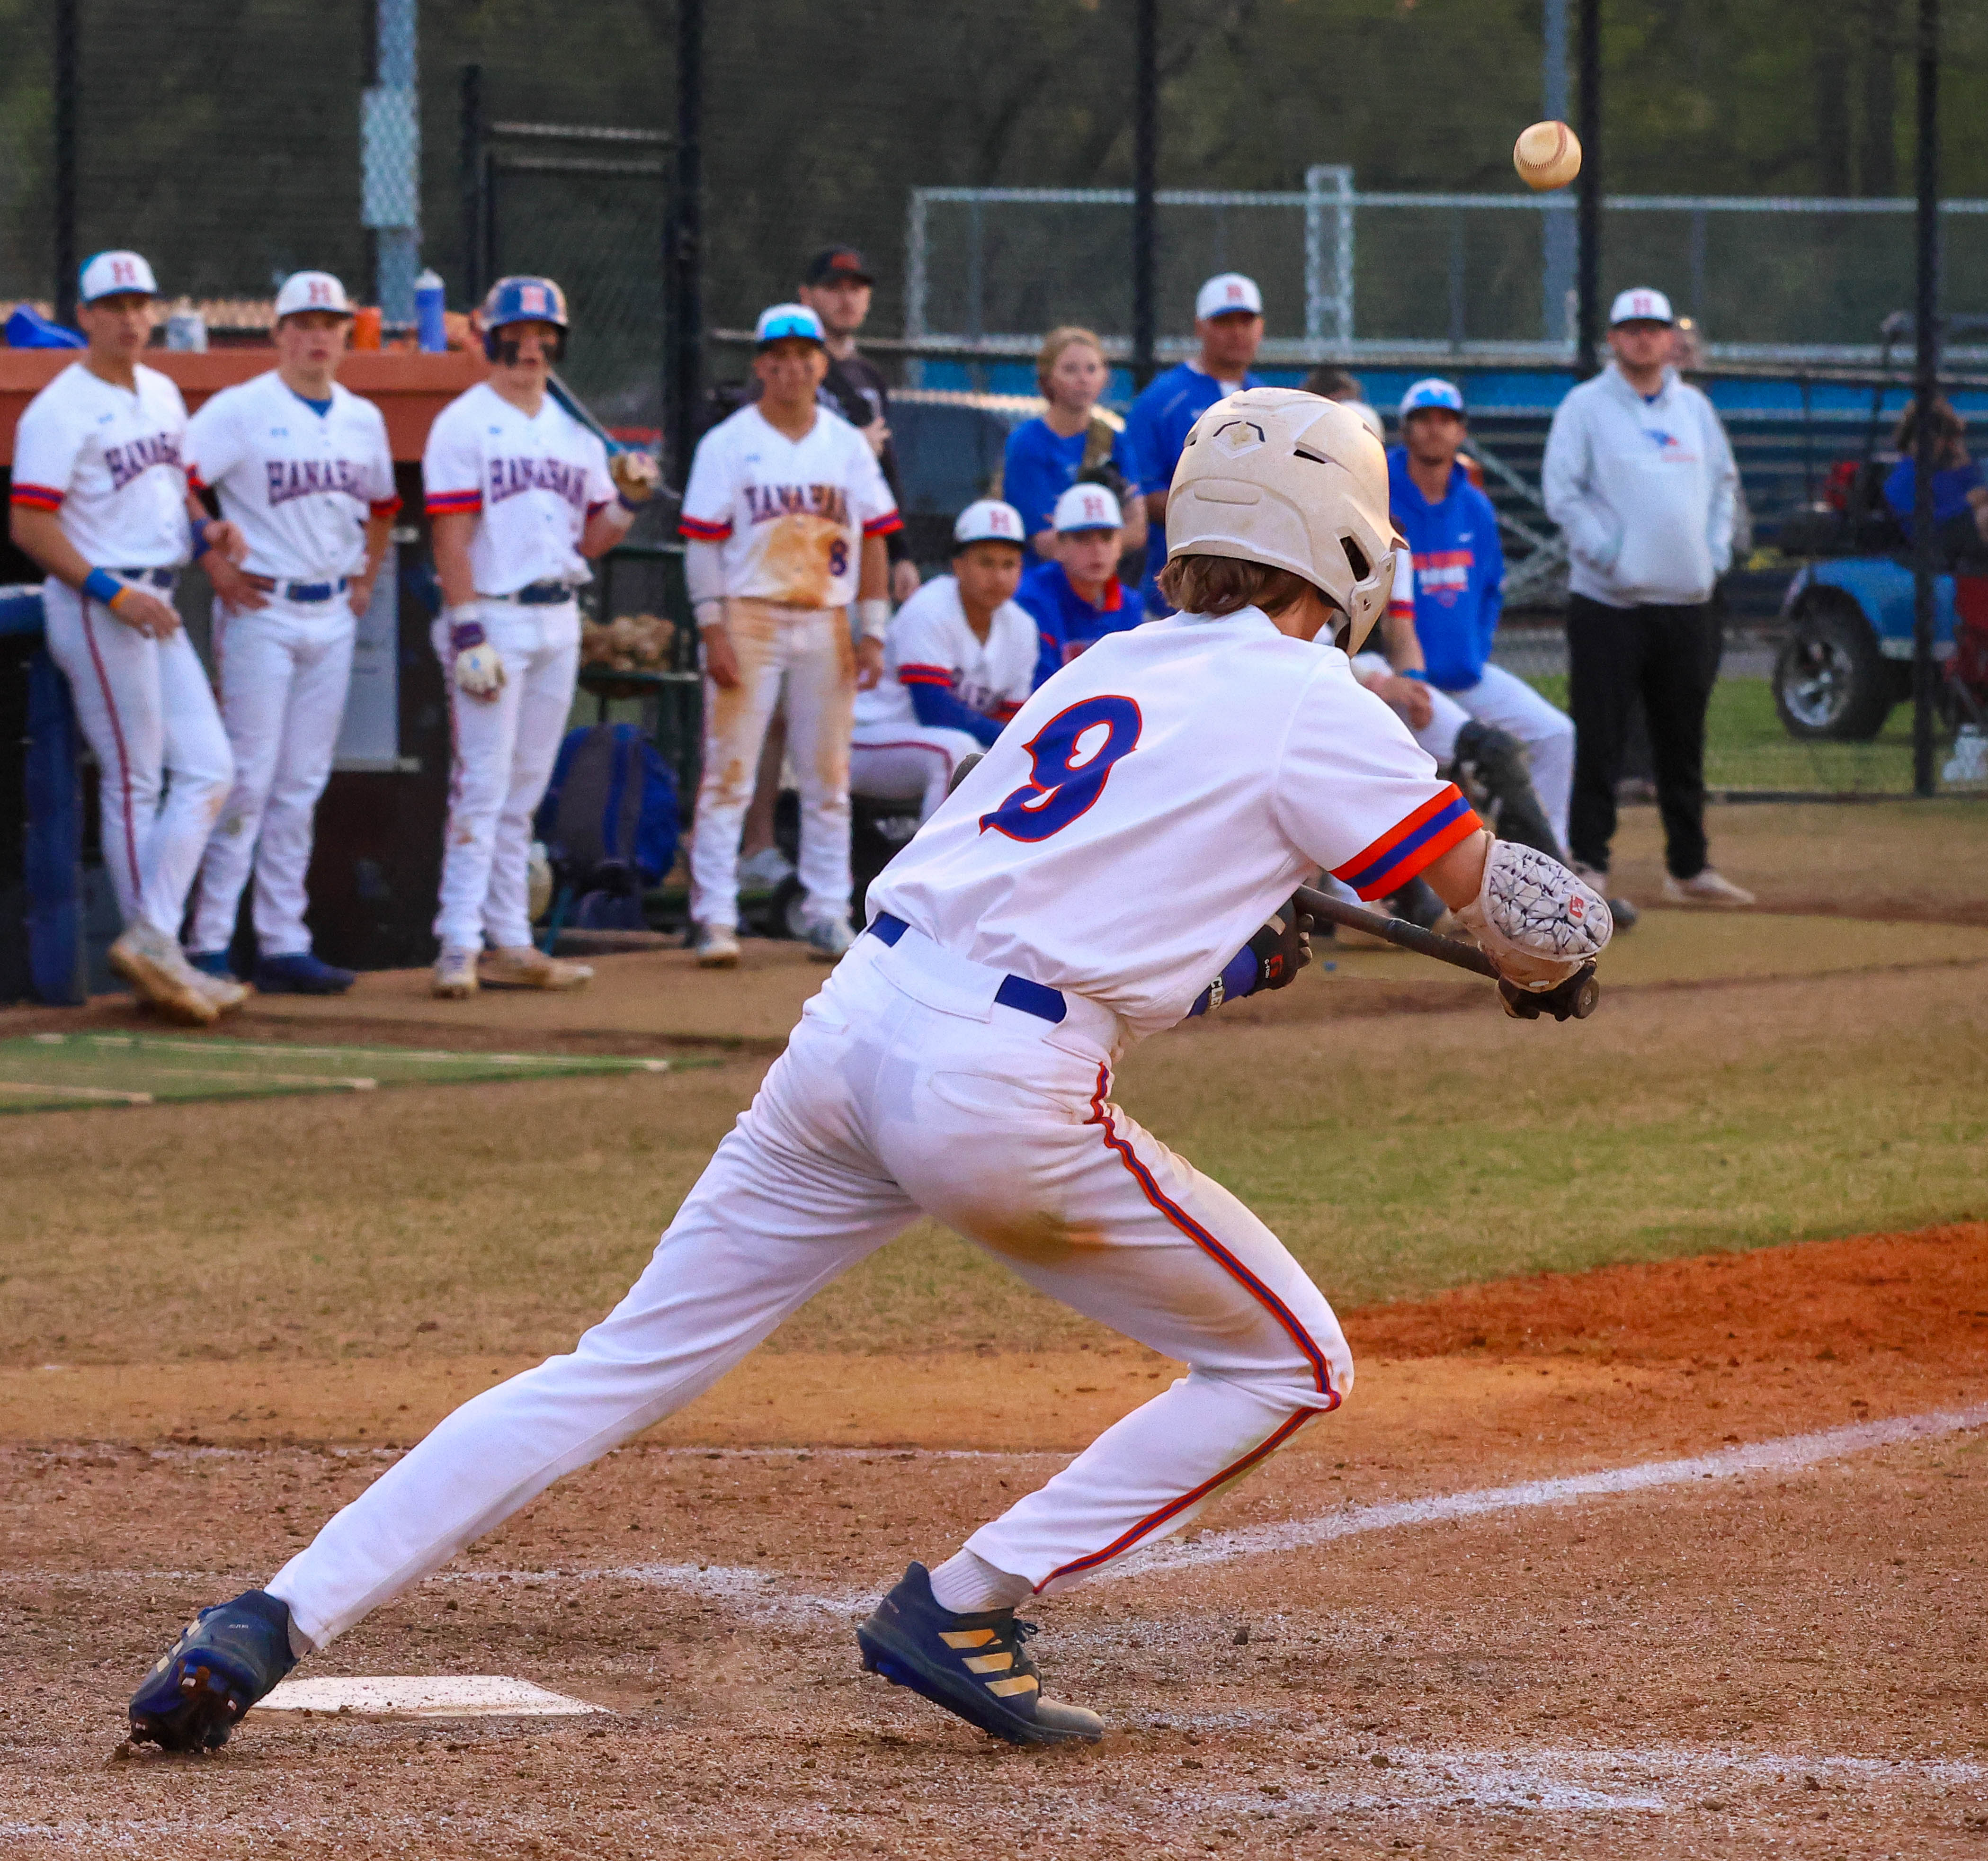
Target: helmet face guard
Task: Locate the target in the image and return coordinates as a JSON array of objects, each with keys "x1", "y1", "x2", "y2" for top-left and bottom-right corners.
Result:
[
  {"x1": 481, "y1": 276, "x2": 569, "y2": 364},
  {"x1": 1165, "y1": 389, "x2": 1402, "y2": 654}
]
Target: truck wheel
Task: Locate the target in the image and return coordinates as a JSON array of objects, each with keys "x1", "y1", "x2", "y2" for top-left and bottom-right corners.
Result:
[{"x1": 1773, "y1": 600, "x2": 1892, "y2": 741}]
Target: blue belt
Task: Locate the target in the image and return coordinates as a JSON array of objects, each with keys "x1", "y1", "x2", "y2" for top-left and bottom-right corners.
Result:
[
  {"x1": 113, "y1": 568, "x2": 178, "y2": 590},
  {"x1": 504, "y1": 580, "x2": 576, "y2": 607},
  {"x1": 245, "y1": 573, "x2": 348, "y2": 604},
  {"x1": 867, "y1": 912, "x2": 1067, "y2": 1025}
]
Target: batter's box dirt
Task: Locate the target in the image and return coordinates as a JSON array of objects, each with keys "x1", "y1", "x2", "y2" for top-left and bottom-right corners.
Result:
[{"x1": 0, "y1": 1032, "x2": 717, "y2": 1113}]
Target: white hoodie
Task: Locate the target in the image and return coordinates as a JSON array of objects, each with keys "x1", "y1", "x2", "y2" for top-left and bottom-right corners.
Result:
[{"x1": 1542, "y1": 362, "x2": 1738, "y2": 608}]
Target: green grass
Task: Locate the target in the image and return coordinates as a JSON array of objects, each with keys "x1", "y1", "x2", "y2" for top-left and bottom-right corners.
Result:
[{"x1": 1525, "y1": 673, "x2": 1924, "y2": 795}]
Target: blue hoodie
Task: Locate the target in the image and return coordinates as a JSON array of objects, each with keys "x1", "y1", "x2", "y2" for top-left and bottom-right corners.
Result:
[{"x1": 1387, "y1": 448, "x2": 1506, "y2": 691}]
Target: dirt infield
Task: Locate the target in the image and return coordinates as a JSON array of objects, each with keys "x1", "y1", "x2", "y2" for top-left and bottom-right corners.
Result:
[{"x1": 4, "y1": 1224, "x2": 1983, "y2": 1857}]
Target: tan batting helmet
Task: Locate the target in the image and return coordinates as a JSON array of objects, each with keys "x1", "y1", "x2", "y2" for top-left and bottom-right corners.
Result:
[{"x1": 1166, "y1": 388, "x2": 1401, "y2": 652}]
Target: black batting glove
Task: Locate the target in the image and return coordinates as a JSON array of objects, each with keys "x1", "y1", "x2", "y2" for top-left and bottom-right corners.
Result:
[{"x1": 1248, "y1": 906, "x2": 1313, "y2": 992}]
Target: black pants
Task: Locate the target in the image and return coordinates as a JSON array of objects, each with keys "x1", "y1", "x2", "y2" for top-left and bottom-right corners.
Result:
[{"x1": 1565, "y1": 595, "x2": 1721, "y2": 880}]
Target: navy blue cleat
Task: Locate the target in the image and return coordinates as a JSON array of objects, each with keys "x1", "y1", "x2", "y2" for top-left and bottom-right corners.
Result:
[
  {"x1": 186, "y1": 950, "x2": 240, "y2": 981},
  {"x1": 254, "y1": 950, "x2": 356, "y2": 995},
  {"x1": 127, "y1": 1589, "x2": 297, "y2": 1752},
  {"x1": 856, "y1": 1562, "x2": 1103, "y2": 1747}
]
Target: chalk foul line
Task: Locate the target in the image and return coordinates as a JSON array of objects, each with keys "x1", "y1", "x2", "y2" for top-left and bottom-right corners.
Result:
[{"x1": 1107, "y1": 1399, "x2": 1988, "y2": 1582}]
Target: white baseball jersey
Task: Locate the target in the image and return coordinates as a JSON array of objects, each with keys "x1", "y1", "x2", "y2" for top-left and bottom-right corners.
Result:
[
  {"x1": 853, "y1": 575, "x2": 1037, "y2": 730},
  {"x1": 868, "y1": 605, "x2": 1482, "y2": 1039},
  {"x1": 10, "y1": 360, "x2": 190, "y2": 567},
  {"x1": 678, "y1": 403, "x2": 899, "y2": 608},
  {"x1": 185, "y1": 372, "x2": 398, "y2": 583},
  {"x1": 422, "y1": 382, "x2": 615, "y2": 595}
]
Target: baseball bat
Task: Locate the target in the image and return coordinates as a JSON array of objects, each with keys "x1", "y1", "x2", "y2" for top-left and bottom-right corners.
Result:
[
  {"x1": 546, "y1": 369, "x2": 632, "y2": 457},
  {"x1": 1290, "y1": 882, "x2": 1600, "y2": 1021}
]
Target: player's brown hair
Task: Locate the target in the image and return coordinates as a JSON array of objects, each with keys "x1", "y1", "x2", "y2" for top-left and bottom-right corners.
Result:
[
  {"x1": 1035, "y1": 325, "x2": 1106, "y2": 397},
  {"x1": 1156, "y1": 553, "x2": 1328, "y2": 619}
]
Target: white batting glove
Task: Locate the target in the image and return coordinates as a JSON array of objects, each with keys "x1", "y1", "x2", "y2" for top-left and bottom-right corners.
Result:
[{"x1": 448, "y1": 613, "x2": 506, "y2": 701}]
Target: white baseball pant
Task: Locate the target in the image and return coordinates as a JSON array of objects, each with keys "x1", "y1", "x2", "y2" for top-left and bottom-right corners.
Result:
[
  {"x1": 689, "y1": 598, "x2": 854, "y2": 932},
  {"x1": 849, "y1": 720, "x2": 985, "y2": 821},
  {"x1": 40, "y1": 576, "x2": 233, "y2": 941},
  {"x1": 266, "y1": 920, "x2": 1349, "y2": 1647},
  {"x1": 1353, "y1": 656, "x2": 1575, "y2": 855},
  {"x1": 189, "y1": 598, "x2": 355, "y2": 959},
  {"x1": 431, "y1": 600, "x2": 579, "y2": 954}
]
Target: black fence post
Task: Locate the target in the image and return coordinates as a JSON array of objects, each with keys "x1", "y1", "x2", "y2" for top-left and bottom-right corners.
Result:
[
  {"x1": 53, "y1": 0, "x2": 79, "y2": 325},
  {"x1": 1911, "y1": 0, "x2": 1940, "y2": 798},
  {"x1": 460, "y1": 63, "x2": 484, "y2": 306},
  {"x1": 667, "y1": 0, "x2": 705, "y2": 484},
  {"x1": 1131, "y1": 0, "x2": 1157, "y2": 391},
  {"x1": 1575, "y1": 0, "x2": 1601, "y2": 379}
]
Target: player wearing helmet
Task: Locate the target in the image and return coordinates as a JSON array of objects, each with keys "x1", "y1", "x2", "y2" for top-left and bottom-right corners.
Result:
[
  {"x1": 129, "y1": 390, "x2": 1610, "y2": 1761},
  {"x1": 419, "y1": 277, "x2": 655, "y2": 998}
]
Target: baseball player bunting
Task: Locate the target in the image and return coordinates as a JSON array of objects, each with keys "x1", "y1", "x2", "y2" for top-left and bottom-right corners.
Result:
[
  {"x1": 183, "y1": 269, "x2": 397, "y2": 993},
  {"x1": 127, "y1": 389, "x2": 1613, "y2": 1759}
]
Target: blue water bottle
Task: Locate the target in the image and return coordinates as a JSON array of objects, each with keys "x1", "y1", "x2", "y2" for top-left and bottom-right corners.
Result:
[{"x1": 415, "y1": 269, "x2": 447, "y2": 352}]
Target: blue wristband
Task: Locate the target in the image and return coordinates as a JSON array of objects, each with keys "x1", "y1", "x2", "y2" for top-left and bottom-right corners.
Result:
[
  {"x1": 82, "y1": 567, "x2": 125, "y2": 606},
  {"x1": 190, "y1": 517, "x2": 212, "y2": 560},
  {"x1": 1400, "y1": 669, "x2": 1429, "y2": 683}
]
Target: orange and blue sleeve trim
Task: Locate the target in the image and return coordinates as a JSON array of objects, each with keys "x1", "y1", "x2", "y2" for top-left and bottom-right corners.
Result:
[
  {"x1": 990, "y1": 698, "x2": 1023, "y2": 722},
  {"x1": 9, "y1": 482, "x2": 64, "y2": 511},
  {"x1": 369, "y1": 494, "x2": 402, "y2": 518},
  {"x1": 678, "y1": 514, "x2": 732, "y2": 541},
  {"x1": 1332, "y1": 783, "x2": 1481, "y2": 900},
  {"x1": 896, "y1": 662, "x2": 952, "y2": 689},
  {"x1": 862, "y1": 510, "x2": 904, "y2": 537},
  {"x1": 425, "y1": 488, "x2": 481, "y2": 516}
]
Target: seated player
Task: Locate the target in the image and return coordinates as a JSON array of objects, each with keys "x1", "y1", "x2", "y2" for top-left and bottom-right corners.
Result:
[
  {"x1": 849, "y1": 500, "x2": 1036, "y2": 821},
  {"x1": 1016, "y1": 483, "x2": 1141, "y2": 688}
]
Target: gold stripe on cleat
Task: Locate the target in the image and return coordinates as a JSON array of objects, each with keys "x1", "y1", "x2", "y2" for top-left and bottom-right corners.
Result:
[
  {"x1": 986, "y1": 1674, "x2": 1040, "y2": 1698},
  {"x1": 963, "y1": 1652, "x2": 1015, "y2": 1673},
  {"x1": 939, "y1": 1629, "x2": 999, "y2": 1649}
]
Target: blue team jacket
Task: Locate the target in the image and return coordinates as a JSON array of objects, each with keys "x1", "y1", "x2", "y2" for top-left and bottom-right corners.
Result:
[
  {"x1": 1388, "y1": 448, "x2": 1506, "y2": 691},
  {"x1": 1015, "y1": 558, "x2": 1139, "y2": 689}
]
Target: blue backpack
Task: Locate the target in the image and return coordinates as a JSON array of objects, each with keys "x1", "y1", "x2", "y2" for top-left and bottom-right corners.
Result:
[{"x1": 534, "y1": 724, "x2": 678, "y2": 934}]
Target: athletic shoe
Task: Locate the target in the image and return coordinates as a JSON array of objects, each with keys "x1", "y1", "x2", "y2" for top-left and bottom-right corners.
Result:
[
  {"x1": 108, "y1": 925, "x2": 218, "y2": 1027},
  {"x1": 803, "y1": 915, "x2": 856, "y2": 963},
  {"x1": 480, "y1": 945, "x2": 594, "y2": 990},
  {"x1": 736, "y1": 846, "x2": 796, "y2": 893},
  {"x1": 189, "y1": 969, "x2": 250, "y2": 1015},
  {"x1": 1662, "y1": 868, "x2": 1756, "y2": 909},
  {"x1": 433, "y1": 946, "x2": 480, "y2": 998},
  {"x1": 255, "y1": 950, "x2": 356, "y2": 995},
  {"x1": 187, "y1": 949, "x2": 239, "y2": 980},
  {"x1": 694, "y1": 922, "x2": 740, "y2": 968},
  {"x1": 857, "y1": 1561, "x2": 1103, "y2": 1747},
  {"x1": 127, "y1": 1589, "x2": 297, "y2": 1753},
  {"x1": 1607, "y1": 894, "x2": 1640, "y2": 930}
]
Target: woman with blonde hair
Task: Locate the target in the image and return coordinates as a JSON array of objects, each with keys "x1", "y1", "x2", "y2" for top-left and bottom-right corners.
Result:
[{"x1": 1000, "y1": 325, "x2": 1146, "y2": 560}]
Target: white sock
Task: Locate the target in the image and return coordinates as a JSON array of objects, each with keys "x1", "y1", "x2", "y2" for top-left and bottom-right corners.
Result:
[{"x1": 927, "y1": 1549, "x2": 1035, "y2": 1615}]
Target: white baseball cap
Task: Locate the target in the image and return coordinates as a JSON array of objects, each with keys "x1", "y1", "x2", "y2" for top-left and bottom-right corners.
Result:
[
  {"x1": 78, "y1": 250, "x2": 158, "y2": 304},
  {"x1": 274, "y1": 270, "x2": 353, "y2": 320},
  {"x1": 1399, "y1": 377, "x2": 1466, "y2": 421},
  {"x1": 754, "y1": 302, "x2": 826, "y2": 347},
  {"x1": 1195, "y1": 272, "x2": 1263, "y2": 321},
  {"x1": 1052, "y1": 483, "x2": 1123, "y2": 533},
  {"x1": 1609, "y1": 286, "x2": 1675, "y2": 326},
  {"x1": 953, "y1": 499, "x2": 1026, "y2": 548}
]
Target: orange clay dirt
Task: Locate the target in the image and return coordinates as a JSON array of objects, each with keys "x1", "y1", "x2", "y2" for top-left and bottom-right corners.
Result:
[{"x1": 3, "y1": 1222, "x2": 1984, "y2": 1858}]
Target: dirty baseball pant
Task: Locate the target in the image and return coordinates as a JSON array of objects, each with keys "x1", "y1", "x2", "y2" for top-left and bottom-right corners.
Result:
[
  {"x1": 41, "y1": 576, "x2": 234, "y2": 941},
  {"x1": 849, "y1": 719, "x2": 986, "y2": 821},
  {"x1": 431, "y1": 600, "x2": 579, "y2": 953},
  {"x1": 268, "y1": 920, "x2": 1350, "y2": 1646},
  {"x1": 689, "y1": 598, "x2": 855, "y2": 932},
  {"x1": 189, "y1": 597, "x2": 355, "y2": 959}
]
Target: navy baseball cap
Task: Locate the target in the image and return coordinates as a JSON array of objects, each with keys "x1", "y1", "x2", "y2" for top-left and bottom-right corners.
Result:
[{"x1": 804, "y1": 246, "x2": 874, "y2": 286}]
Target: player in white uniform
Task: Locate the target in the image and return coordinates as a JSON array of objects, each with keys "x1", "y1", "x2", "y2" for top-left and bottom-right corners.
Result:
[
  {"x1": 183, "y1": 271, "x2": 398, "y2": 993},
  {"x1": 421, "y1": 276, "x2": 655, "y2": 999},
  {"x1": 9, "y1": 250, "x2": 250, "y2": 1026},
  {"x1": 848, "y1": 499, "x2": 1035, "y2": 821},
  {"x1": 679, "y1": 302, "x2": 901, "y2": 967},
  {"x1": 128, "y1": 391, "x2": 1613, "y2": 1756}
]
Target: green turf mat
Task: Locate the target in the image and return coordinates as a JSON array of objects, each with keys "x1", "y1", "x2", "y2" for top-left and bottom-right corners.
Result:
[{"x1": 0, "y1": 1034, "x2": 715, "y2": 1114}]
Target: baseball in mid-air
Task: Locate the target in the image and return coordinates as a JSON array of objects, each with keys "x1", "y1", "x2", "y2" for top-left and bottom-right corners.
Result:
[{"x1": 1514, "y1": 119, "x2": 1582, "y2": 191}]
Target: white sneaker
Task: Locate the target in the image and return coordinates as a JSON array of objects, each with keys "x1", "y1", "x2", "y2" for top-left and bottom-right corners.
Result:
[
  {"x1": 694, "y1": 922, "x2": 741, "y2": 968},
  {"x1": 188, "y1": 969, "x2": 250, "y2": 1014},
  {"x1": 433, "y1": 946, "x2": 481, "y2": 998},
  {"x1": 736, "y1": 847, "x2": 796, "y2": 893},
  {"x1": 1662, "y1": 868, "x2": 1756, "y2": 908},
  {"x1": 480, "y1": 945, "x2": 594, "y2": 991},
  {"x1": 804, "y1": 915, "x2": 856, "y2": 963},
  {"x1": 108, "y1": 924, "x2": 218, "y2": 1026}
]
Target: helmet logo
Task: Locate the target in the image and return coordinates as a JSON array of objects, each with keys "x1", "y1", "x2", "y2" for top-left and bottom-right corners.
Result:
[
  {"x1": 521, "y1": 284, "x2": 551, "y2": 314},
  {"x1": 1209, "y1": 418, "x2": 1266, "y2": 458}
]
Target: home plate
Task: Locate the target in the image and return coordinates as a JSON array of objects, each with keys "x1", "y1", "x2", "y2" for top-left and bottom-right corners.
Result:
[{"x1": 259, "y1": 1675, "x2": 600, "y2": 1718}]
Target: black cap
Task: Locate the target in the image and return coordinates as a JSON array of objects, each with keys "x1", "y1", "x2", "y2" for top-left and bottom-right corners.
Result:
[{"x1": 804, "y1": 246, "x2": 874, "y2": 286}]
